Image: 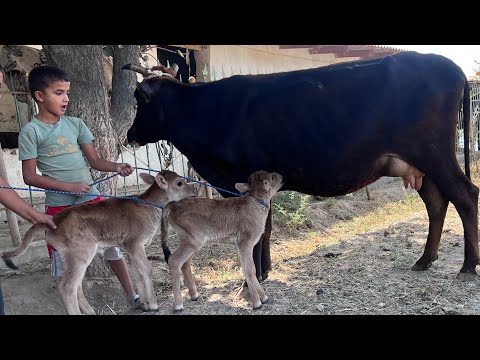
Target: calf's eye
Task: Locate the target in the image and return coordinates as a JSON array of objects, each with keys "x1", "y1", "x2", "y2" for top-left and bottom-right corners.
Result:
[{"x1": 177, "y1": 181, "x2": 183, "y2": 186}]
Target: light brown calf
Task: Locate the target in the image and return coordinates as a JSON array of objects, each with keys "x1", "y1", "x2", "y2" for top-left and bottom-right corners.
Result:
[
  {"x1": 2, "y1": 170, "x2": 197, "y2": 315},
  {"x1": 160, "y1": 170, "x2": 283, "y2": 312}
]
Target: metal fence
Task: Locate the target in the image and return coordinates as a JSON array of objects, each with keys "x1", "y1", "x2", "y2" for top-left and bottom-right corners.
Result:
[{"x1": 456, "y1": 81, "x2": 480, "y2": 154}]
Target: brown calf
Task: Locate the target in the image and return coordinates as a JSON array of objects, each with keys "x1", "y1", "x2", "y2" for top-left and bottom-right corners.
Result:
[
  {"x1": 2, "y1": 170, "x2": 197, "y2": 315},
  {"x1": 160, "y1": 170, "x2": 284, "y2": 312}
]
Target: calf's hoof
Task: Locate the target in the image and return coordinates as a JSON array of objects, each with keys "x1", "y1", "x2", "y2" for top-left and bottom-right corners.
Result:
[
  {"x1": 261, "y1": 295, "x2": 269, "y2": 304},
  {"x1": 191, "y1": 296, "x2": 199, "y2": 301},
  {"x1": 253, "y1": 303, "x2": 263, "y2": 310},
  {"x1": 140, "y1": 303, "x2": 159, "y2": 312},
  {"x1": 173, "y1": 308, "x2": 184, "y2": 314}
]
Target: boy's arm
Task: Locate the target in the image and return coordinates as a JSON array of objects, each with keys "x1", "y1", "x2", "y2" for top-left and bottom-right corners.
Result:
[
  {"x1": 81, "y1": 143, "x2": 133, "y2": 177},
  {"x1": 22, "y1": 158, "x2": 91, "y2": 194},
  {"x1": 0, "y1": 176, "x2": 56, "y2": 229}
]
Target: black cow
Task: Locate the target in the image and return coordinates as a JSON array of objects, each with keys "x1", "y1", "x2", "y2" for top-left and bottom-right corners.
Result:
[{"x1": 123, "y1": 51, "x2": 479, "y2": 281}]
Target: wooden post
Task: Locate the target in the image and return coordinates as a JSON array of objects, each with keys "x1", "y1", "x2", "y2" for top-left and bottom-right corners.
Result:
[{"x1": 0, "y1": 142, "x2": 22, "y2": 246}]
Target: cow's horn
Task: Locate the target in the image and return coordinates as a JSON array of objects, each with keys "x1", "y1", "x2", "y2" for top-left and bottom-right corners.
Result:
[
  {"x1": 170, "y1": 63, "x2": 179, "y2": 77},
  {"x1": 122, "y1": 63, "x2": 151, "y2": 77}
]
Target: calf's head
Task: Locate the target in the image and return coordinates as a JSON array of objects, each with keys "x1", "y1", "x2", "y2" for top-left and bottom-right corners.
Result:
[
  {"x1": 235, "y1": 170, "x2": 284, "y2": 200},
  {"x1": 139, "y1": 170, "x2": 198, "y2": 201}
]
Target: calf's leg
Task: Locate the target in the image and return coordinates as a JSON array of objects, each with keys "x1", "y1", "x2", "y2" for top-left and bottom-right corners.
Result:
[
  {"x1": 77, "y1": 282, "x2": 96, "y2": 315},
  {"x1": 168, "y1": 240, "x2": 199, "y2": 312},
  {"x1": 239, "y1": 240, "x2": 268, "y2": 309},
  {"x1": 181, "y1": 255, "x2": 199, "y2": 301}
]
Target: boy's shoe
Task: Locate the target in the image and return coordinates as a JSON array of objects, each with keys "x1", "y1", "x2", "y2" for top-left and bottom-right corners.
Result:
[{"x1": 129, "y1": 294, "x2": 141, "y2": 310}]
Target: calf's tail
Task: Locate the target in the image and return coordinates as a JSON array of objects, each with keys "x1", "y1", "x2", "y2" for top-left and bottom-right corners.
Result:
[
  {"x1": 160, "y1": 208, "x2": 172, "y2": 264},
  {"x1": 2, "y1": 223, "x2": 49, "y2": 270}
]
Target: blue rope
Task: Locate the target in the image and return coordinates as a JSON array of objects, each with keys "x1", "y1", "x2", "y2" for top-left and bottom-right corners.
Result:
[
  {"x1": 0, "y1": 166, "x2": 268, "y2": 211},
  {"x1": 134, "y1": 167, "x2": 268, "y2": 209},
  {"x1": 0, "y1": 185, "x2": 164, "y2": 209},
  {"x1": 134, "y1": 167, "x2": 245, "y2": 197},
  {"x1": 89, "y1": 173, "x2": 120, "y2": 186}
]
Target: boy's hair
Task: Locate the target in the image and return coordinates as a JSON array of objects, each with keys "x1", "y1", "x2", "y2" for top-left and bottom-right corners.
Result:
[{"x1": 28, "y1": 65, "x2": 70, "y2": 101}]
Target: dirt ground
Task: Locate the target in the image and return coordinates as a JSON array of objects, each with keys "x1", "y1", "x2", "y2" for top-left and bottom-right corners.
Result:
[{"x1": 3, "y1": 176, "x2": 480, "y2": 315}]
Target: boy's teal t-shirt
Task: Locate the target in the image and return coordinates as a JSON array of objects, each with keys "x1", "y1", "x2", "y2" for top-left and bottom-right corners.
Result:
[{"x1": 18, "y1": 115, "x2": 100, "y2": 206}]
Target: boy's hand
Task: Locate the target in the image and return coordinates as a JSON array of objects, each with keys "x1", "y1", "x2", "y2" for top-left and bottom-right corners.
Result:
[
  {"x1": 116, "y1": 163, "x2": 134, "y2": 177},
  {"x1": 70, "y1": 182, "x2": 91, "y2": 195},
  {"x1": 37, "y1": 214, "x2": 57, "y2": 230}
]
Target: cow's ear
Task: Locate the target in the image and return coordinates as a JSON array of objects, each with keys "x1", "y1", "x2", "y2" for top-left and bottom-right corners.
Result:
[
  {"x1": 235, "y1": 182, "x2": 250, "y2": 193},
  {"x1": 155, "y1": 174, "x2": 168, "y2": 190},
  {"x1": 136, "y1": 82, "x2": 153, "y2": 103},
  {"x1": 139, "y1": 173, "x2": 155, "y2": 184}
]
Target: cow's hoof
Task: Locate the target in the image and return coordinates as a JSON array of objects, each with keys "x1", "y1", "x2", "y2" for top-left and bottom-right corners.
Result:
[
  {"x1": 456, "y1": 272, "x2": 477, "y2": 282},
  {"x1": 410, "y1": 262, "x2": 432, "y2": 271},
  {"x1": 261, "y1": 296, "x2": 269, "y2": 304},
  {"x1": 173, "y1": 307, "x2": 184, "y2": 313},
  {"x1": 191, "y1": 296, "x2": 199, "y2": 301}
]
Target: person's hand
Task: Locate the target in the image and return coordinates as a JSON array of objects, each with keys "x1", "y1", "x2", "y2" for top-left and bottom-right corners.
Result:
[
  {"x1": 70, "y1": 182, "x2": 91, "y2": 195},
  {"x1": 37, "y1": 213, "x2": 57, "y2": 229},
  {"x1": 116, "y1": 163, "x2": 134, "y2": 177}
]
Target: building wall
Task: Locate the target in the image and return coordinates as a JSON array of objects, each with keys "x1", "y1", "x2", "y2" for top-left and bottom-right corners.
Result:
[{"x1": 199, "y1": 45, "x2": 361, "y2": 81}]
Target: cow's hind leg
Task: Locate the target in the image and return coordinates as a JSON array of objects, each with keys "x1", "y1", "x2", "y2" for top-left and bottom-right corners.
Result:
[
  {"x1": 425, "y1": 158, "x2": 479, "y2": 279},
  {"x1": 252, "y1": 236, "x2": 263, "y2": 282},
  {"x1": 251, "y1": 206, "x2": 273, "y2": 283},
  {"x1": 411, "y1": 176, "x2": 449, "y2": 271},
  {"x1": 261, "y1": 207, "x2": 273, "y2": 281}
]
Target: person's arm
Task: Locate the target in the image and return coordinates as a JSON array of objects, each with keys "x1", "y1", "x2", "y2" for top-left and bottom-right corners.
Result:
[
  {"x1": 22, "y1": 158, "x2": 91, "y2": 194},
  {"x1": 81, "y1": 143, "x2": 133, "y2": 177},
  {"x1": 0, "y1": 177, "x2": 56, "y2": 229}
]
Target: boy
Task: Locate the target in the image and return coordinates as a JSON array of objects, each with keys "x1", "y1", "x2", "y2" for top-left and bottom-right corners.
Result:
[
  {"x1": 0, "y1": 64, "x2": 57, "y2": 315},
  {"x1": 18, "y1": 65, "x2": 139, "y2": 308}
]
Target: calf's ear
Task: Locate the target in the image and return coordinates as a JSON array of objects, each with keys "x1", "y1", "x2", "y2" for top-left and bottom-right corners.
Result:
[
  {"x1": 155, "y1": 174, "x2": 169, "y2": 190},
  {"x1": 139, "y1": 173, "x2": 155, "y2": 184},
  {"x1": 235, "y1": 182, "x2": 249, "y2": 193}
]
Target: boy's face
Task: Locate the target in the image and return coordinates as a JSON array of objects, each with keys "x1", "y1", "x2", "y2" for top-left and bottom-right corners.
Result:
[{"x1": 35, "y1": 80, "x2": 70, "y2": 117}]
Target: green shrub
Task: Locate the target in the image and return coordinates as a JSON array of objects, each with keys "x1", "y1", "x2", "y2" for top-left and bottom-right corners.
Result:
[{"x1": 272, "y1": 191, "x2": 311, "y2": 228}]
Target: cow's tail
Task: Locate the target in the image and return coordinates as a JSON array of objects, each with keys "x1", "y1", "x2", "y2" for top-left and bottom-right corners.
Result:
[
  {"x1": 1, "y1": 223, "x2": 49, "y2": 270},
  {"x1": 463, "y1": 78, "x2": 471, "y2": 180},
  {"x1": 160, "y1": 208, "x2": 172, "y2": 264}
]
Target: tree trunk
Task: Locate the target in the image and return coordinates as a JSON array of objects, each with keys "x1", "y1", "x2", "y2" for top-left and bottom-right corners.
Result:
[
  {"x1": 111, "y1": 45, "x2": 141, "y2": 144},
  {"x1": 42, "y1": 45, "x2": 140, "y2": 277}
]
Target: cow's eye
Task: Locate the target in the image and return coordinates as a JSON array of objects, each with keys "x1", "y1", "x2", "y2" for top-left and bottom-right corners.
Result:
[{"x1": 177, "y1": 181, "x2": 183, "y2": 186}]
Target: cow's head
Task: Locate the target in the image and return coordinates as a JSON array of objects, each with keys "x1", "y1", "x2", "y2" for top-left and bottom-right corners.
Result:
[{"x1": 122, "y1": 63, "x2": 179, "y2": 146}]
